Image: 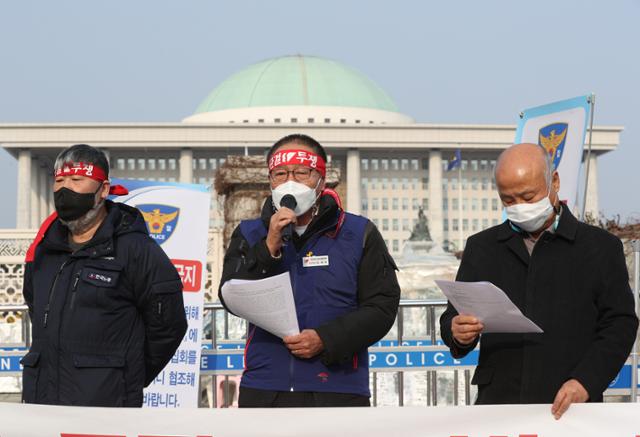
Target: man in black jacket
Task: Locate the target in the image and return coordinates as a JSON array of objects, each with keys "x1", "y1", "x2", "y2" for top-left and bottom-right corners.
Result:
[
  {"x1": 440, "y1": 143, "x2": 638, "y2": 419},
  {"x1": 21, "y1": 144, "x2": 188, "y2": 407},
  {"x1": 219, "y1": 134, "x2": 400, "y2": 407}
]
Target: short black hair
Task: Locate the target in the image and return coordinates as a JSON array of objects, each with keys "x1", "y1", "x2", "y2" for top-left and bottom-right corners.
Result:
[
  {"x1": 54, "y1": 144, "x2": 110, "y2": 178},
  {"x1": 266, "y1": 133, "x2": 328, "y2": 165}
]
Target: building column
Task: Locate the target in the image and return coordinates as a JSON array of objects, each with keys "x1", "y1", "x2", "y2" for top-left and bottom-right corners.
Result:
[
  {"x1": 428, "y1": 149, "x2": 444, "y2": 246},
  {"x1": 30, "y1": 157, "x2": 40, "y2": 227},
  {"x1": 584, "y1": 154, "x2": 599, "y2": 219},
  {"x1": 39, "y1": 162, "x2": 50, "y2": 221},
  {"x1": 346, "y1": 149, "x2": 361, "y2": 214},
  {"x1": 16, "y1": 149, "x2": 32, "y2": 228},
  {"x1": 179, "y1": 148, "x2": 193, "y2": 184}
]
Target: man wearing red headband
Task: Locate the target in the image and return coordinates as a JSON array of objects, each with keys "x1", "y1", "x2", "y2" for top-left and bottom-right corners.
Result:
[
  {"x1": 21, "y1": 144, "x2": 187, "y2": 407},
  {"x1": 219, "y1": 134, "x2": 400, "y2": 407}
]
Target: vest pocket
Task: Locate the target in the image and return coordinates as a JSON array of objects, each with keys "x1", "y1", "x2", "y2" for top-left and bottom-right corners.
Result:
[{"x1": 20, "y1": 351, "x2": 40, "y2": 403}]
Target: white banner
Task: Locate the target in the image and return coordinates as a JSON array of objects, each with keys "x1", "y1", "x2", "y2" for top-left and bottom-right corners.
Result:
[
  {"x1": 113, "y1": 179, "x2": 210, "y2": 409},
  {"x1": 0, "y1": 402, "x2": 639, "y2": 437},
  {"x1": 514, "y1": 95, "x2": 591, "y2": 210}
]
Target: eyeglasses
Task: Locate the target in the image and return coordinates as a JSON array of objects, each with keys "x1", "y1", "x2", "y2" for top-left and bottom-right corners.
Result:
[{"x1": 270, "y1": 167, "x2": 315, "y2": 183}]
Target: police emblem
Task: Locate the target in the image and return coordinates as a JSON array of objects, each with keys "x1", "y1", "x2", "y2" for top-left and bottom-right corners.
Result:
[
  {"x1": 538, "y1": 122, "x2": 568, "y2": 170},
  {"x1": 137, "y1": 204, "x2": 180, "y2": 245}
]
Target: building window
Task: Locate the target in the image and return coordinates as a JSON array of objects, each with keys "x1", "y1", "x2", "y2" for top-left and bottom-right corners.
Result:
[
  {"x1": 158, "y1": 159, "x2": 166, "y2": 171},
  {"x1": 422, "y1": 177, "x2": 429, "y2": 190},
  {"x1": 443, "y1": 219, "x2": 449, "y2": 231},
  {"x1": 307, "y1": 118, "x2": 314, "y2": 123},
  {"x1": 340, "y1": 118, "x2": 346, "y2": 124},
  {"x1": 482, "y1": 177, "x2": 489, "y2": 190},
  {"x1": 137, "y1": 158, "x2": 146, "y2": 171},
  {"x1": 452, "y1": 198, "x2": 458, "y2": 210},
  {"x1": 392, "y1": 198, "x2": 399, "y2": 210},
  {"x1": 382, "y1": 198, "x2": 389, "y2": 210},
  {"x1": 471, "y1": 177, "x2": 478, "y2": 190},
  {"x1": 472, "y1": 219, "x2": 478, "y2": 231},
  {"x1": 148, "y1": 158, "x2": 156, "y2": 171},
  {"x1": 412, "y1": 198, "x2": 420, "y2": 210},
  {"x1": 482, "y1": 198, "x2": 488, "y2": 211},
  {"x1": 402, "y1": 178, "x2": 408, "y2": 189},
  {"x1": 402, "y1": 219, "x2": 410, "y2": 231},
  {"x1": 291, "y1": 118, "x2": 298, "y2": 123},
  {"x1": 274, "y1": 118, "x2": 281, "y2": 123},
  {"x1": 371, "y1": 159, "x2": 379, "y2": 171},
  {"x1": 463, "y1": 219, "x2": 469, "y2": 231},
  {"x1": 471, "y1": 160, "x2": 478, "y2": 171},
  {"x1": 482, "y1": 219, "x2": 489, "y2": 229},
  {"x1": 492, "y1": 198, "x2": 498, "y2": 211},
  {"x1": 361, "y1": 159, "x2": 369, "y2": 171},
  {"x1": 361, "y1": 177, "x2": 368, "y2": 191},
  {"x1": 372, "y1": 199, "x2": 379, "y2": 210},
  {"x1": 381, "y1": 159, "x2": 389, "y2": 171},
  {"x1": 117, "y1": 158, "x2": 125, "y2": 171},
  {"x1": 168, "y1": 159, "x2": 177, "y2": 171},
  {"x1": 383, "y1": 219, "x2": 389, "y2": 231},
  {"x1": 391, "y1": 177, "x2": 398, "y2": 189},
  {"x1": 480, "y1": 160, "x2": 488, "y2": 171},
  {"x1": 422, "y1": 198, "x2": 429, "y2": 209},
  {"x1": 391, "y1": 159, "x2": 399, "y2": 170},
  {"x1": 462, "y1": 178, "x2": 468, "y2": 189},
  {"x1": 199, "y1": 158, "x2": 207, "y2": 170},
  {"x1": 451, "y1": 178, "x2": 458, "y2": 190},
  {"x1": 461, "y1": 160, "x2": 468, "y2": 171},
  {"x1": 381, "y1": 178, "x2": 388, "y2": 190},
  {"x1": 401, "y1": 159, "x2": 409, "y2": 170},
  {"x1": 393, "y1": 240, "x2": 399, "y2": 252},
  {"x1": 442, "y1": 160, "x2": 449, "y2": 172},
  {"x1": 127, "y1": 158, "x2": 135, "y2": 171},
  {"x1": 324, "y1": 118, "x2": 331, "y2": 123},
  {"x1": 411, "y1": 159, "x2": 419, "y2": 171},
  {"x1": 443, "y1": 198, "x2": 448, "y2": 210},
  {"x1": 362, "y1": 199, "x2": 368, "y2": 211},
  {"x1": 492, "y1": 219, "x2": 499, "y2": 226},
  {"x1": 422, "y1": 158, "x2": 429, "y2": 170},
  {"x1": 371, "y1": 177, "x2": 378, "y2": 190},
  {"x1": 402, "y1": 198, "x2": 409, "y2": 211},
  {"x1": 452, "y1": 219, "x2": 459, "y2": 231},
  {"x1": 472, "y1": 198, "x2": 478, "y2": 211},
  {"x1": 392, "y1": 219, "x2": 399, "y2": 231}
]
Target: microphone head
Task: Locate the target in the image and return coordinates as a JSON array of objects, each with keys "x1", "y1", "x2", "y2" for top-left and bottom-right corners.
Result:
[{"x1": 280, "y1": 194, "x2": 297, "y2": 209}]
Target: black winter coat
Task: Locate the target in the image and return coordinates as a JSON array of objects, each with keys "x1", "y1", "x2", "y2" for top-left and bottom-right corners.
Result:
[
  {"x1": 440, "y1": 207, "x2": 638, "y2": 404},
  {"x1": 21, "y1": 200, "x2": 188, "y2": 407}
]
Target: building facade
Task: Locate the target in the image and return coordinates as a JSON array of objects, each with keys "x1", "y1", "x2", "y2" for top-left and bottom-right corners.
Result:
[{"x1": 0, "y1": 55, "x2": 620, "y2": 255}]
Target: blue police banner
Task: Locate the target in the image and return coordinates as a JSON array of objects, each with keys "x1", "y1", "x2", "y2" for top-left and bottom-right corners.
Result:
[
  {"x1": 514, "y1": 95, "x2": 592, "y2": 210},
  {"x1": 111, "y1": 179, "x2": 210, "y2": 408}
]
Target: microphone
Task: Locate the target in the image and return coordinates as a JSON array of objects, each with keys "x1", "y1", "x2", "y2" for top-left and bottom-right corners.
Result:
[{"x1": 280, "y1": 194, "x2": 297, "y2": 242}]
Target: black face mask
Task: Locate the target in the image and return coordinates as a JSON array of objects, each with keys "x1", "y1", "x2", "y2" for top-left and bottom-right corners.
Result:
[{"x1": 54, "y1": 185, "x2": 102, "y2": 221}]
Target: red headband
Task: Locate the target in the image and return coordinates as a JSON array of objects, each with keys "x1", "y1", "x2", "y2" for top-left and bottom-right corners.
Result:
[
  {"x1": 54, "y1": 161, "x2": 129, "y2": 196},
  {"x1": 268, "y1": 149, "x2": 326, "y2": 177}
]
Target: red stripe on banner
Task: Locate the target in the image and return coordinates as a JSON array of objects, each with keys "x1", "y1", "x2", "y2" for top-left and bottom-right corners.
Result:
[{"x1": 520, "y1": 434, "x2": 538, "y2": 437}]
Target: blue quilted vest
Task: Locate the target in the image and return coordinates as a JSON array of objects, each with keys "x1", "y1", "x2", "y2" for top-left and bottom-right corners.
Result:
[{"x1": 238, "y1": 212, "x2": 370, "y2": 396}]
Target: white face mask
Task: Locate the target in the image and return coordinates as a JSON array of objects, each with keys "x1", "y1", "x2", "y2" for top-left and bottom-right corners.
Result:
[
  {"x1": 504, "y1": 187, "x2": 555, "y2": 233},
  {"x1": 271, "y1": 180, "x2": 321, "y2": 216}
]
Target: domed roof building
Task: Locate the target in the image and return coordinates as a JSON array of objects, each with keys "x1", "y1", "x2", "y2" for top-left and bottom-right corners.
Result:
[
  {"x1": 183, "y1": 55, "x2": 413, "y2": 125},
  {"x1": 0, "y1": 54, "x2": 617, "y2": 257}
]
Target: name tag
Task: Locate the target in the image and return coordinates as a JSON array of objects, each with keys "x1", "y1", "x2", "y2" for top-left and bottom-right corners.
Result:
[{"x1": 302, "y1": 255, "x2": 329, "y2": 268}]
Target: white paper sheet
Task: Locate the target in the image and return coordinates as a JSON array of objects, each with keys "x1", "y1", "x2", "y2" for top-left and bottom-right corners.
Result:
[
  {"x1": 220, "y1": 272, "x2": 300, "y2": 338},
  {"x1": 435, "y1": 280, "x2": 543, "y2": 333}
]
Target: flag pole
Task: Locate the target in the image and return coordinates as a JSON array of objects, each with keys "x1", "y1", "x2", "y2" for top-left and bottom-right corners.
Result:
[
  {"x1": 580, "y1": 94, "x2": 596, "y2": 221},
  {"x1": 458, "y1": 162, "x2": 463, "y2": 250}
]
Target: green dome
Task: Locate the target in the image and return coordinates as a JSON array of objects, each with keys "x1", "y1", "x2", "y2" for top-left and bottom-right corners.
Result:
[{"x1": 194, "y1": 55, "x2": 400, "y2": 114}]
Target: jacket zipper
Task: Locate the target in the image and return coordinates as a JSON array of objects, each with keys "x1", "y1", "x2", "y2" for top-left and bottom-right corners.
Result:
[
  {"x1": 43, "y1": 260, "x2": 70, "y2": 328},
  {"x1": 69, "y1": 271, "x2": 82, "y2": 311}
]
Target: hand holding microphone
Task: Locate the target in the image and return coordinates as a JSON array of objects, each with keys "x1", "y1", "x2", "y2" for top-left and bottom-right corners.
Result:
[{"x1": 266, "y1": 194, "x2": 297, "y2": 257}]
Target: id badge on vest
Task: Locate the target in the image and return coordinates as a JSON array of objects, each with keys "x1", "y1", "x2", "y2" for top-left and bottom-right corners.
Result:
[{"x1": 302, "y1": 253, "x2": 329, "y2": 268}]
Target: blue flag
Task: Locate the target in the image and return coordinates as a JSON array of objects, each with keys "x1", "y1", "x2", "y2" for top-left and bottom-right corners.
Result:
[{"x1": 446, "y1": 149, "x2": 462, "y2": 171}]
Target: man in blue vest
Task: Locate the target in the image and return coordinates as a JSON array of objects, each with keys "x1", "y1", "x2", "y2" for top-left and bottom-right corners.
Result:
[{"x1": 218, "y1": 133, "x2": 400, "y2": 407}]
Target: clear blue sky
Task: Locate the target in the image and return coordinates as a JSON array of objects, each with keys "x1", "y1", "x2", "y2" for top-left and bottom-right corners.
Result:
[{"x1": 1, "y1": 0, "x2": 638, "y2": 228}]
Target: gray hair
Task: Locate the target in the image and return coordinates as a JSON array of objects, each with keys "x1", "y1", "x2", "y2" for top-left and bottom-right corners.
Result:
[{"x1": 54, "y1": 144, "x2": 109, "y2": 178}]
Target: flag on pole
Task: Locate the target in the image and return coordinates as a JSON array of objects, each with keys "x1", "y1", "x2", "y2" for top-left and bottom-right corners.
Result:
[
  {"x1": 514, "y1": 95, "x2": 592, "y2": 210},
  {"x1": 447, "y1": 149, "x2": 462, "y2": 171}
]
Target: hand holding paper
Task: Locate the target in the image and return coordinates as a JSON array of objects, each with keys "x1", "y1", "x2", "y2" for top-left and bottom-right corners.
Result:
[
  {"x1": 221, "y1": 272, "x2": 300, "y2": 338},
  {"x1": 436, "y1": 280, "x2": 543, "y2": 334}
]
